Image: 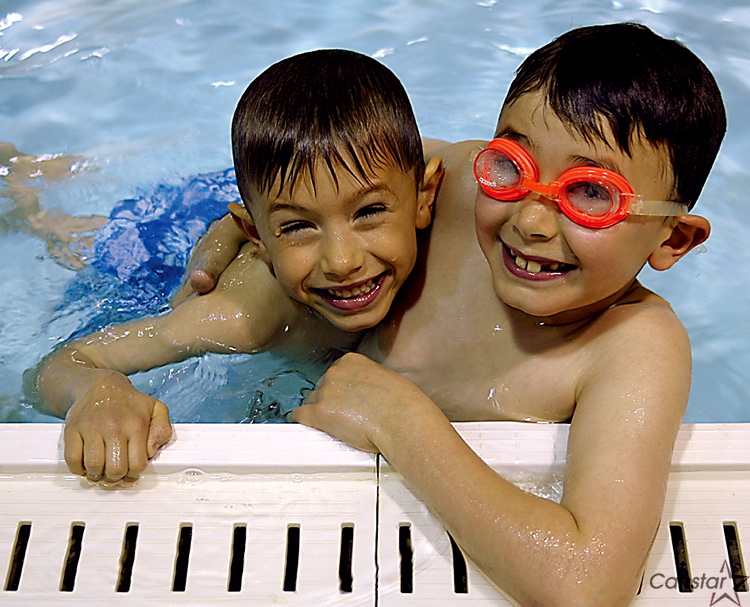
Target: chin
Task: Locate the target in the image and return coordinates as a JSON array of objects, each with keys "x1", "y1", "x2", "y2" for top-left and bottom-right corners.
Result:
[{"x1": 326, "y1": 310, "x2": 385, "y2": 333}]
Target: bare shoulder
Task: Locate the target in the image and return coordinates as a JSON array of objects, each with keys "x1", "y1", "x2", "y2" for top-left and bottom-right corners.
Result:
[
  {"x1": 429, "y1": 139, "x2": 488, "y2": 224},
  {"x1": 574, "y1": 284, "x2": 692, "y2": 426},
  {"x1": 424, "y1": 138, "x2": 486, "y2": 166},
  {"x1": 444, "y1": 139, "x2": 487, "y2": 166},
  {"x1": 594, "y1": 285, "x2": 690, "y2": 352}
]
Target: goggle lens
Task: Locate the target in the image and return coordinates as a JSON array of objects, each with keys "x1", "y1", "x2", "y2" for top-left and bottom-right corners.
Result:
[
  {"x1": 477, "y1": 151, "x2": 523, "y2": 191},
  {"x1": 564, "y1": 180, "x2": 619, "y2": 218}
]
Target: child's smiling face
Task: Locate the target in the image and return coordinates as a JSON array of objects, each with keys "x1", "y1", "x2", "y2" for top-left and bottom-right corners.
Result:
[
  {"x1": 246, "y1": 156, "x2": 435, "y2": 333},
  {"x1": 474, "y1": 90, "x2": 681, "y2": 324}
]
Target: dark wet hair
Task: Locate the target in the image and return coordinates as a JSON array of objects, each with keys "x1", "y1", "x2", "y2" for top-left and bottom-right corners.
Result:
[
  {"x1": 501, "y1": 22, "x2": 726, "y2": 209},
  {"x1": 232, "y1": 49, "x2": 424, "y2": 207}
]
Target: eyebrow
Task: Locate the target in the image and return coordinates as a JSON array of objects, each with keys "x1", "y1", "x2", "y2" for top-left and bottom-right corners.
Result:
[
  {"x1": 268, "y1": 183, "x2": 394, "y2": 216},
  {"x1": 494, "y1": 126, "x2": 625, "y2": 175},
  {"x1": 494, "y1": 126, "x2": 530, "y2": 146},
  {"x1": 268, "y1": 201, "x2": 307, "y2": 215},
  {"x1": 569, "y1": 154, "x2": 624, "y2": 175}
]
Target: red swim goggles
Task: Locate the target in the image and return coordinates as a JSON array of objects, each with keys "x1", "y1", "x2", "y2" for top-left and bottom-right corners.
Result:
[{"x1": 473, "y1": 138, "x2": 688, "y2": 229}]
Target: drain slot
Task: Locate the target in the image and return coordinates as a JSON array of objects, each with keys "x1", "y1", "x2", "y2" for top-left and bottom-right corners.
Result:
[
  {"x1": 339, "y1": 524, "x2": 354, "y2": 593},
  {"x1": 398, "y1": 524, "x2": 414, "y2": 593},
  {"x1": 723, "y1": 522, "x2": 748, "y2": 592},
  {"x1": 60, "y1": 523, "x2": 85, "y2": 592},
  {"x1": 4, "y1": 522, "x2": 31, "y2": 592},
  {"x1": 116, "y1": 523, "x2": 139, "y2": 593},
  {"x1": 172, "y1": 524, "x2": 193, "y2": 592},
  {"x1": 228, "y1": 524, "x2": 247, "y2": 592},
  {"x1": 669, "y1": 522, "x2": 692, "y2": 592},
  {"x1": 448, "y1": 533, "x2": 468, "y2": 593},
  {"x1": 283, "y1": 525, "x2": 301, "y2": 592}
]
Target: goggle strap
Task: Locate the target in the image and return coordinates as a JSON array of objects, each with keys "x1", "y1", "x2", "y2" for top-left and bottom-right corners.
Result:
[{"x1": 628, "y1": 199, "x2": 690, "y2": 217}]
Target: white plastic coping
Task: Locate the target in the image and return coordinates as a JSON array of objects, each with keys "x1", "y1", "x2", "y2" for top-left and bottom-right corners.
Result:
[
  {"x1": 5, "y1": 421, "x2": 750, "y2": 473},
  {"x1": 0, "y1": 421, "x2": 749, "y2": 605}
]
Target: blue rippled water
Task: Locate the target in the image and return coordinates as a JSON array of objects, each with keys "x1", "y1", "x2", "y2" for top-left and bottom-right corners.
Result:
[{"x1": 1, "y1": 0, "x2": 749, "y2": 422}]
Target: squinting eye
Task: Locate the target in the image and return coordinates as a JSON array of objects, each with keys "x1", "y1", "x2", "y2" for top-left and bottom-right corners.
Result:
[
  {"x1": 277, "y1": 220, "x2": 314, "y2": 235},
  {"x1": 355, "y1": 203, "x2": 387, "y2": 220},
  {"x1": 565, "y1": 181, "x2": 617, "y2": 217}
]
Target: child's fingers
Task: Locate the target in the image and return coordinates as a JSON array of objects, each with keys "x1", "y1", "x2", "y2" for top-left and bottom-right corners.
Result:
[
  {"x1": 189, "y1": 269, "x2": 217, "y2": 294},
  {"x1": 171, "y1": 215, "x2": 249, "y2": 307},
  {"x1": 100, "y1": 435, "x2": 130, "y2": 482},
  {"x1": 125, "y1": 437, "x2": 150, "y2": 482},
  {"x1": 147, "y1": 401, "x2": 173, "y2": 458},
  {"x1": 63, "y1": 429, "x2": 86, "y2": 476},
  {"x1": 170, "y1": 266, "x2": 214, "y2": 307},
  {"x1": 103, "y1": 415, "x2": 157, "y2": 482},
  {"x1": 290, "y1": 403, "x2": 310, "y2": 425},
  {"x1": 81, "y1": 434, "x2": 106, "y2": 482}
]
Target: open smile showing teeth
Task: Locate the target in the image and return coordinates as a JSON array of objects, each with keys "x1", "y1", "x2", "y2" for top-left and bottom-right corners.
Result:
[
  {"x1": 315, "y1": 273, "x2": 388, "y2": 311},
  {"x1": 512, "y1": 255, "x2": 562, "y2": 274},
  {"x1": 327, "y1": 277, "x2": 377, "y2": 299},
  {"x1": 505, "y1": 245, "x2": 575, "y2": 276}
]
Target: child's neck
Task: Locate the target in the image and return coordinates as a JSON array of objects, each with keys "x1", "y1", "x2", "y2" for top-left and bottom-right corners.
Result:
[{"x1": 505, "y1": 279, "x2": 645, "y2": 333}]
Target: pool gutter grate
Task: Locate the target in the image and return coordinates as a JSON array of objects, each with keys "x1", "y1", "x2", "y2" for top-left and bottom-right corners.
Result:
[{"x1": 0, "y1": 422, "x2": 748, "y2": 605}]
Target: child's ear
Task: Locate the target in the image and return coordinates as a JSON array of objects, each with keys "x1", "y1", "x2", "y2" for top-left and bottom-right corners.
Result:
[
  {"x1": 228, "y1": 202, "x2": 261, "y2": 243},
  {"x1": 415, "y1": 156, "x2": 444, "y2": 230},
  {"x1": 647, "y1": 214, "x2": 711, "y2": 271},
  {"x1": 227, "y1": 202, "x2": 271, "y2": 263}
]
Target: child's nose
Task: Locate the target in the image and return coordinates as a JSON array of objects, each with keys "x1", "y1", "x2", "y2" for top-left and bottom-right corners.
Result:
[
  {"x1": 320, "y1": 230, "x2": 364, "y2": 279},
  {"x1": 512, "y1": 194, "x2": 560, "y2": 241}
]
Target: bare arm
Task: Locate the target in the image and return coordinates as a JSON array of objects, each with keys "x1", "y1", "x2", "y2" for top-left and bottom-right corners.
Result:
[
  {"x1": 34, "y1": 248, "x2": 294, "y2": 483},
  {"x1": 170, "y1": 214, "x2": 250, "y2": 306},
  {"x1": 293, "y1": 307, "x2": 690, "y2": 605}
]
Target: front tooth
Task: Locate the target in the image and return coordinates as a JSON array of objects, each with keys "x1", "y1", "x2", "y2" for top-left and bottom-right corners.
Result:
[
  {"x1": 526, "y1": 260, "x2": 542, "y2": 273},
  {"x1": 514, "y1": 256, "x2": 527, "y2": 270},
  {"x1": 330, "y1": 278, "x2": 376, "y2": 298}
]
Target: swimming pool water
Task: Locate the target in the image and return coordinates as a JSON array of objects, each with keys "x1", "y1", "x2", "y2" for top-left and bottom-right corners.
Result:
[{"x1": 1, "y1": 0, "x2": 749, "y2": 423}]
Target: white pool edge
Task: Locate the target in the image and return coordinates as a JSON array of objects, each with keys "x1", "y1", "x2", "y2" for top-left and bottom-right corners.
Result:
[{"x1": 2, "y1": 421, "x2": 748, "y2": 474}]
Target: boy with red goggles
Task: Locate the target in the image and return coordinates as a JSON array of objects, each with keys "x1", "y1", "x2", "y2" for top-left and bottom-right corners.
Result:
[
  {"x1": 293, "y1": 23, "x2": 725, "y2": 606},
  {"x1": 172, "y1": 23, "x2": 727, "y2": 606}
]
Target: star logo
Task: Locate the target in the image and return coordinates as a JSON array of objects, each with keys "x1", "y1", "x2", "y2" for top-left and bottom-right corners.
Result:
[
  {"x1": 710, "y1": 592, "x2": 741, "y2": 606},
  {"x1": 709, "y1": 561, "x2": 745, "y2": 605}
]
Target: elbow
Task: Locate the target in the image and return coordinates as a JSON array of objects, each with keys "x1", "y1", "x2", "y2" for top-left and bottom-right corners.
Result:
[
  {"x1": 501, "y1": 562, "x2": 640, "y2": 607},
  {"x1": 28, "y1": 344, "x2": 98, "y2": 419},
  {"x1": 543, "y1": 583, "x2": 636, "y2": 607},
  {"x1": 509, "y1": 582, "x2": 637, "y2": 607}
]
